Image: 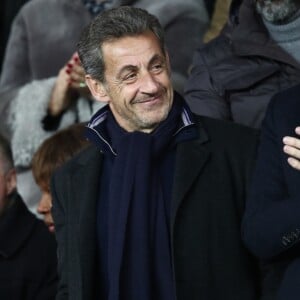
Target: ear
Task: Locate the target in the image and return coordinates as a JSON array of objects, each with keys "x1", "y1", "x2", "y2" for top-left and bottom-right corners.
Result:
[
  {"x1": 85, "y1": 75, "x2": 110, "y2": 103},
  {"x1": 5, "y1": 168, "x2": 17, "y2": 195}
]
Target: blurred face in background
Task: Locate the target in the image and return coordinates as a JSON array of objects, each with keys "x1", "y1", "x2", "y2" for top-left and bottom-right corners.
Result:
[
  {"x1": 256, "y1": 0, "x2": 300, "y2": 23},
  {"x1": 0, "y1": 157, "x2": 16, "y2": 216},
  {"x1": 37, "y1": 187, "x2": 55, "y2": 233}
]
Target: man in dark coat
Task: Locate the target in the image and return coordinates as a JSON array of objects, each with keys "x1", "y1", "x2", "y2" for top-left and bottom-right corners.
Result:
[
  {"x1": 51, "y1": 6, "x2": 262, "y2": 300},
  {"x1": 0, "y1": 0, "x2": 210, "y2": 220},
  {"x1": 0, "y1": 133, "x2": 57, "y2": 299},
  {"x1": 184, "y1": 0, "x2": 300, "y2": 128},
  {"x1": 242, "y1": 83, "x2": 300, "y2": 299}
]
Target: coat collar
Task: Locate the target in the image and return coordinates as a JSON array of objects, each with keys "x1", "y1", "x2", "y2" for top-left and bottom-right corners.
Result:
[
  {"x1": 74, "y1": 114, "x2": 210, "y2": 231},
  {"x1": 170, "y1": 116, "x2": 210, "y2": 228},
  {"x1": 0, "y1": 193, "x2": 37, "y2": 258}
]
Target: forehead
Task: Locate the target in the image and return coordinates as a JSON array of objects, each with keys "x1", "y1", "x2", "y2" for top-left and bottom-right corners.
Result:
[{"x1": 101, "y1": 31, "x2": 164, "y2": 71}]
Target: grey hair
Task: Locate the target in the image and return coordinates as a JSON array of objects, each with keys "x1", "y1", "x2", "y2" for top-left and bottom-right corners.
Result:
[
  {"x1": 77, "y1": 6, "x2": 166, "y2": 82},
  {"x1": 0, "y1": 134, "x2": 13, "y2": 174}
]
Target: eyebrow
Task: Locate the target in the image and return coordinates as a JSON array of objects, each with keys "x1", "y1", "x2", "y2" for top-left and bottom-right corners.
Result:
[
  {"x1": 116, "y1": 54, "x2": 165, "y2": 79},
  {"x1": 148, "y1": 54, "x2": 165, "y2": 66},
  {"x1": 117, "y1": 65, "x2": 138, "y2": 80}
]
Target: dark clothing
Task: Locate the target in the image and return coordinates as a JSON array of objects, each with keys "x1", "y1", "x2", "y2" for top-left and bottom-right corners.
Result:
[
  {"x1": 184, "y1": 0, "x2": 300, "y2": 128},
  {"x1": 0, "y1": 0, "x2": 29, "y2": 73},
  {"x1": 242, "y1": 84, "x2": 300, "y2": 299},
  {"x1": 203, "y1": 0, "x2": 216, "y2": 18},
  {"x1": 51, "y1": 108, "x2": 261, "y2": 299},
  {"x1": 87, "y1": 97, "x2": 196, "y2": 300},
  {"x1": 0, "y1": 193, "x2": 57, "y2": 299}
]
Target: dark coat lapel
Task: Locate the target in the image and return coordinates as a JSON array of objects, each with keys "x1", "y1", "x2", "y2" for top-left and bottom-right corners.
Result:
[
  {"x1": 171, "y1": 122, "x2": 210, "y2": 229},
  {"x1": 72, "y1": 146, "x2": 103, "y2": 299}
]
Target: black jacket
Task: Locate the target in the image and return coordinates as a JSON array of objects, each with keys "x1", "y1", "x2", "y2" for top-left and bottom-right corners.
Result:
[
  {"x1": 0, "y1": 193, "x2": 57, "y2": 299},
  {"x1": 242, "y1": 84, "x2": 300, "y2": 299},
  {"x1": 51, "y1": 115, "x2": 263, "y2": 300},
  {"x1": 184, "y1": 0, "x2": 300, "y2": 128}
]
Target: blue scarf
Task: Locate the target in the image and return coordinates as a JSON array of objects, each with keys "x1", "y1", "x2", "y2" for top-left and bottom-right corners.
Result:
[{"x1": 86, "y1": 94, "x2": 198, "y2": 300}]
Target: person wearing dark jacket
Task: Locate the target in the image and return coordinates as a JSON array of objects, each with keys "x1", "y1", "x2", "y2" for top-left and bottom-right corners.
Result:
[
  {"x1": 51, "y1": 6, "x2": 263, "y2": 300},
  {"x1": 0, "y1": 133, "x2": 57, "y2": 299},
  {"x1": 242, "y1": 84, "x2": 300, "y2": 299},
  {"x1": 184, "y1": 0, "x2": 300, "y2": 128},
  {"x1": 0, "y1": 0, "x2": 210, "y2": 218}
]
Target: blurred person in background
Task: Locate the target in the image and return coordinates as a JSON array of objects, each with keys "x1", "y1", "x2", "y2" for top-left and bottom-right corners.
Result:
[
  {"x1": 31, "y1": 123, "x2": 90, "y2": 233},
  {"x1": 0, "y1": 0, "x2": 30, "y2": 73},
  {"x1": 0, "y1": 133, "x2": 57, "y2": 300},
  {"x1": 184, "y1": 0, "x2": 300, "y2": 129}
]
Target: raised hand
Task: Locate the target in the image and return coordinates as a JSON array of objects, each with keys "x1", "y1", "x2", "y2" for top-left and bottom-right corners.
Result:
[{"x1": 283, "y1": 127, "x2": 300, "y2": 170}]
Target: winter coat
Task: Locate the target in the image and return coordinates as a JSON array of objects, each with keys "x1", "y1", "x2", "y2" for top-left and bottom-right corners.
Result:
[
  {"x1": 184, "y1": 0, "x2": 300, "y2": 129},
  {"x1": 51, "y1": 114, "x2": 262, "y2": 300},
  {"x1": 0, "y1": 193, "x2": 57, "y2": 299}
]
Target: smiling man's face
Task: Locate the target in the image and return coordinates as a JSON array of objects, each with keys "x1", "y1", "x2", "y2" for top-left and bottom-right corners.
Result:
[{"x1": 89, "y1": 30, "x2": 174, "y2": 133}]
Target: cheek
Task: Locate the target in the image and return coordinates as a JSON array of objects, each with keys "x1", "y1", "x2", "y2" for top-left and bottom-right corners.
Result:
[
  {"x1": 0, "y1": 184, "x2": 7, "y2": 213},
  {"x1": 0, "y1": 181, "x2": 7, "y2": 197},
  {"x1": 120, "y1": 84, "x2": 138, "y2": 98}
]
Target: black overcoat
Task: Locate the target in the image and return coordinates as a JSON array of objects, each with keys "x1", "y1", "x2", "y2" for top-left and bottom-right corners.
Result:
[
  {"x1": 52, "y1": 116, "x2": 261, "y2": 300},
  {"x1": 0, "y1": 194, "x2": 57, "y2": 299}
]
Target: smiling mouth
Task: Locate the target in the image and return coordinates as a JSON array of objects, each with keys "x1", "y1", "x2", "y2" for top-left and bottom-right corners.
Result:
[{"x1": 133, "y1": 92, "x2": 163, "y2": 104}]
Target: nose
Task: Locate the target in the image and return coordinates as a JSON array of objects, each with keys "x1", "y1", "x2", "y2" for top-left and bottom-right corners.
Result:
[
  {"x1": 37, "y1": 193, "x2": 51, "y2": 215},
  {"x1": 140, "y1": 72, "x2": 160, "y2": 94}
]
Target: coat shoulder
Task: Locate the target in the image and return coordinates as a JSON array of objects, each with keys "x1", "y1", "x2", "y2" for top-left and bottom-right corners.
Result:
[
  {"x1": 55, "y1": 145, "x2": 99, "y2": 175},
  {"x1": 197, "y1": 115, "x2": 259, "y2": 141},
  {"x1": 195, "y1": 115, "x2": 259, "y2": 159},
  {"x1": 269, "y1": 83, "x2": 300, "y2": 113}
]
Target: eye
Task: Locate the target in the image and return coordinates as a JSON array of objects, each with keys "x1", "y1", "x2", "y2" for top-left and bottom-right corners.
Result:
[
  {"x1": 151, "y1": 63, "x2": 164, "y2": 73},
  {"x1": 123, "y1": 73, "x2": 137, "y2": 82}
]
